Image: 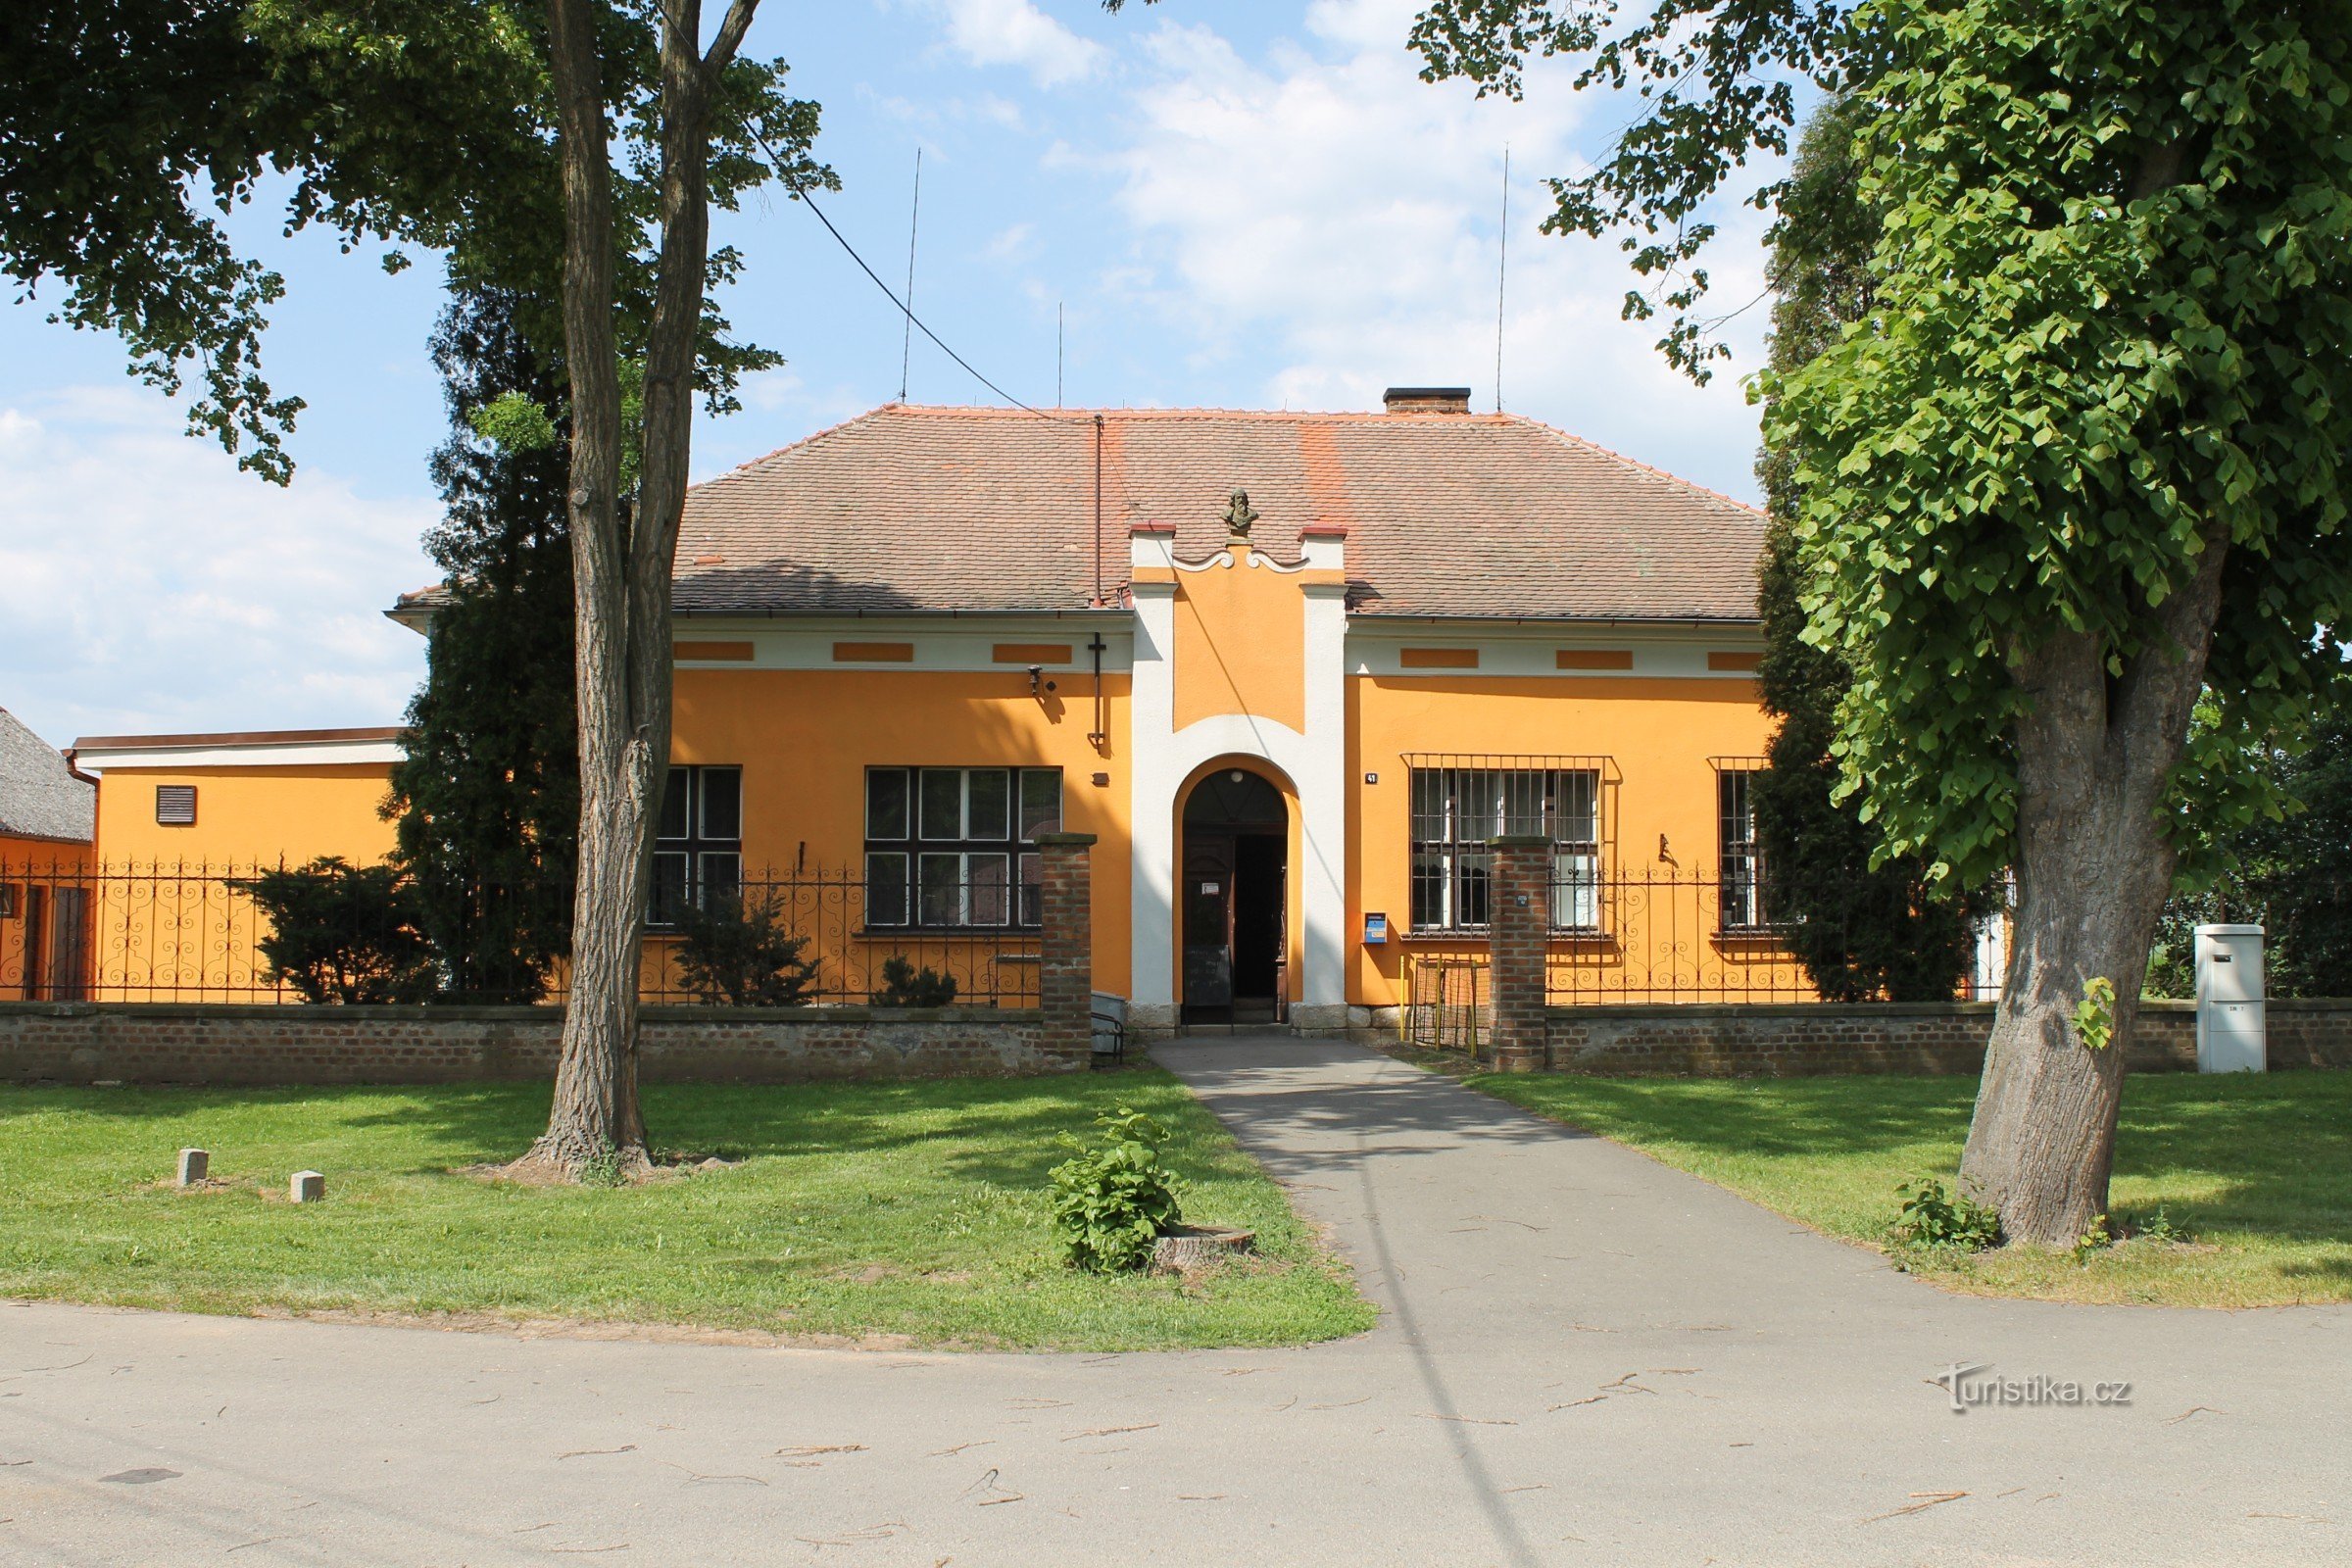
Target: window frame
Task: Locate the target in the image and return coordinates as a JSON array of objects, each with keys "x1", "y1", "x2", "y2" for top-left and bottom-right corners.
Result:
[
  {"x1": 865, "y1": 765, "x2": 1061, "y2": 931},
  {"x1": 1406, "y1": 762, "x2": 1607, "y2": 936},
  {"x1": 1715, "y1": 763, "x2": 1770, "y2": 934},
  {"x1": 650, "y1": 764, "x2": 744, "y2": 928}
]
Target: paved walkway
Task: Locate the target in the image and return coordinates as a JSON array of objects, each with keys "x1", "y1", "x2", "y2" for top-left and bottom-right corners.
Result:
[{"x1": 5, "y1": 1039, "x2": 2346, "y2": 1566}]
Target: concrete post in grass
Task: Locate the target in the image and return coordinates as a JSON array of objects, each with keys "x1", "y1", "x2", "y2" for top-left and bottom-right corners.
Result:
[
  {"x1": 290, "y1": 1171, "x2": 325, "y2": 1203},
  {"x1": 175, "y1": 1149, "x2": 209, "y2": 1187}
]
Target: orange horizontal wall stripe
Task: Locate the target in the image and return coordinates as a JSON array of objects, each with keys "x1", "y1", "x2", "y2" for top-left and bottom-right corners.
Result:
[
  {"x1": 673, "y1": 640, "x2": 755, "y2": 662},
  {"x1": 1555, "y1": 649, "x2": 1635, "y2": 670},
  {"x1": 1706, "y1": 651, "x2": 1762, "y2": 672},
  {"x1": 992, "y1": 643, "x2": 1073, "y2": 664},
  {"x1": 1399, "y1": 647, "x2": 1481, "y2": 669},
  {"x1": 833, "y1": 641, "x2": 915, "y2": 663}
]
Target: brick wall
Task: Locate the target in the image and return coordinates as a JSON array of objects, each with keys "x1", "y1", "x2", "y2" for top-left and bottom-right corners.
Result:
[
  {"x1": 1538, "y1": 999, "x2": 2352, "y2": 1077},
  {"x1": 1486, "y1": 836, "x2": 1554, "y2": 1072},
  {"x1": 1033, "y1": 831, "x2": 1098, "y2": 1065},
  {"x1": 1, "y1": 820, "x2": 1104, "y2": 1089},
  {"x1": 0, "y1": 1003, "x2": 1078, "y2": 1087}
]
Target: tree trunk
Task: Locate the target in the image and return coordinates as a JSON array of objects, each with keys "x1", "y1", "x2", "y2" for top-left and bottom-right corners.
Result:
[
  {"x1": 524, "y1": 0, "x2": 758, "y2": 1178},
  {"x1": 1959, "y1": 522, "x2": 2231, "y2": 1245}
]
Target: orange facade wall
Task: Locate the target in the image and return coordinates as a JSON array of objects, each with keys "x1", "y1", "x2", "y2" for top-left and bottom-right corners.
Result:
[
  {"x1": 671, "y1": 667, "x2": 1134, "y2": 997},
  {"x1": 1172, "y1": 548, "x2": 1305, "y2": 734},
  {"x1": 2, "y1": 835, "x2": 93, "y2": 1000},
  {"x1": 1344, "y1": 673, "x2": 1788, "y2": 1008},
  {"x1": 94, "y1": 765, "x2": 398, "y2": 869},
  {"x1": 79, "y1": 765, "x2": 398, "y2": 1003},
  {"x1": 0, "y1": 834, "x2": 89, "y2": 871}
]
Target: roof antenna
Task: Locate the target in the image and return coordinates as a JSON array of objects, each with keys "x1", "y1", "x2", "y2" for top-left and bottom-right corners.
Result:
[
  {"x1": 1057, "y1": 302, "x2": 1064, "y2": 409},
  {"x1": 1494, "y1": 144, "x2": 1509, "y2": 415},
  {"x1": 899, "y1": 146, "x2": 922, "y2": 403}
]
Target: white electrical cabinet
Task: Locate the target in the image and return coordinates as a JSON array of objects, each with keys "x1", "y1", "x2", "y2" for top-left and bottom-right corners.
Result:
[{"x1": 2194, "y1": 924, "x2": 2265, "y2": 1074}]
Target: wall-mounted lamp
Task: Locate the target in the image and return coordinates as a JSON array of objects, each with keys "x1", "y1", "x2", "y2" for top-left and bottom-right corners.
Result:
[
  {"x1": 1364, "y1": 771, "x2": 1379, "y2": 785},
  {"x1": 1027, "y1": 664, "x2": 1058, "y2": 700}
]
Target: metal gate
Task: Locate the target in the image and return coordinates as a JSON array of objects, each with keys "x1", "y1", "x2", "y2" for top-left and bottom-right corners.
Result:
[{"x1": 1402, "y1": 954, "x2": 1489, "y2": 1058}]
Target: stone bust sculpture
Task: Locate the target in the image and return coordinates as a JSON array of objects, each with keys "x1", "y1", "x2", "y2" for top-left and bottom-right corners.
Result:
[{"x1": 1222, "y1": 489, "x2": 1259, "y2": 540}]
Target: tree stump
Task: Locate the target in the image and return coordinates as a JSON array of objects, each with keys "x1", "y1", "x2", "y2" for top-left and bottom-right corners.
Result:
[{"x1": 1150, "y1": 1225, "x2": 1255, "y2": 1276}]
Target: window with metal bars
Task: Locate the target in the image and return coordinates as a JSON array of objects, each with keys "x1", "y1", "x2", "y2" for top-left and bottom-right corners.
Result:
[
  {"x1": 1717, "y1": 766, "x2": 1768, "y2": 931},
  {"x1": 864, "y1": 766, "x2": 1062, "y2": 929},
  {"x1": 1407, "y1": 764, "x2": 1604, "y2": 933},
  {"x1": 650, "y1": 765, "x2": 743, "y2": 926}
]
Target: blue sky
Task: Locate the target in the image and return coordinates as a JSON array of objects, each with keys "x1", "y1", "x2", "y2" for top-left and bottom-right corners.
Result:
[{"x1": 0, "y1": 0, "x2": 1781, "y2": 746}]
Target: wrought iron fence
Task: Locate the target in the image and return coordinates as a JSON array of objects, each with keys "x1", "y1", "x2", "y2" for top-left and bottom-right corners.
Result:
[
  {"x1": 1397, "y1": 864, "x2": 2006, "y2": 1010},
  {"x1": 0, "y1": 860, "x2": 1041, "y2": 1008}
]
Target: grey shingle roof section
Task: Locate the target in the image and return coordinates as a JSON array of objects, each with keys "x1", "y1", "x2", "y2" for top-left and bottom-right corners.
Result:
[
  {"x1": 669, "y1": 405, "x2": 1766, "y2": 622},
  {"x1": 0, "y1": 708, "x2": 96, "y2": 844}
]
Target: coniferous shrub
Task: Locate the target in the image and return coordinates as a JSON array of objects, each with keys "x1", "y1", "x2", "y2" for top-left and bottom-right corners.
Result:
[
  {"x1": 870, "y1": 955, "x2": 957, "y2": 1007},
  {"x1": 382, "y1": 288, "x2": 578, "y2": 1005},
  {"x1": 673, "y1": 892, "x2": 820, "y2": 1005},
  {"x1": 239, "y1": 858, "x2": 437, "y2": 1004}
]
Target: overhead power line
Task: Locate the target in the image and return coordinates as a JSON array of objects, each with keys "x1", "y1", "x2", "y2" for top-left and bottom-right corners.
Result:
[{"x1": 757, "y1": 131, "x2": 1077, "y2": 423}]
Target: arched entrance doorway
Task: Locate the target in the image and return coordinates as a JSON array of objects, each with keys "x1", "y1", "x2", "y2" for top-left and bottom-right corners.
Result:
[{"x1": 1180, "y1": 767, "x2": 1289, "y2": 1025}]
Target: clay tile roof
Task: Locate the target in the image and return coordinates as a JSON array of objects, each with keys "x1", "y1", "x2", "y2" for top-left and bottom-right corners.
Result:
[
  {"x1": 627, "y1": 403, "x2": 1759, "y2": 622},
  {"x1": 0, "y1": 708, "x2": 95, "y2": 845}
]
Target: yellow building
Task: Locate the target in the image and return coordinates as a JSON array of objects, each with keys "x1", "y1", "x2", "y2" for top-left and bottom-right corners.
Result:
[
  {"x1": 404, "y1": 390, "x2": 1777, "y2": 1030},
  {"x1": 62, "y1": 728, "x2": 403, "y2": 1002},
  {"x1": 42, "y1": 391, "x2": 1781, "y2": 1020},
  {"x1": 73, "y1": 727, "x2": 404, "y2": 868}
]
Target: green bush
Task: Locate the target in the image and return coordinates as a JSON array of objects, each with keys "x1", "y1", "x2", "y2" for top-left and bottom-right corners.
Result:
[
  {"x1": 870, "y1": 955, "x2": 957, "y2": 1007},
  {"x1": 1050, "y1": 1107, "x2": 1184, "y2": 1272},
  {"x1": 1891, "y1": 1177, "x2": 2002, "y2": 1252},
  {"x1": 673, "y1": 892, "x2": 820, "y2": 1005},
  {"x1": 237, "y1": 858, "x2": 437, "y2": 1004}
]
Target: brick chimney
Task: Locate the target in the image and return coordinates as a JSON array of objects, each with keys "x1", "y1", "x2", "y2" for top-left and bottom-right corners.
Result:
[{"x1": 1383, "y1": 386, "x2": 1473, "y2": 415}]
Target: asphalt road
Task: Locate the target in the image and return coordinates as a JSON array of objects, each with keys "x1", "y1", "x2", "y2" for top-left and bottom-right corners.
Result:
[{"x1": 4, "y1": 1038, "x2": 2345, "y2": 1566}]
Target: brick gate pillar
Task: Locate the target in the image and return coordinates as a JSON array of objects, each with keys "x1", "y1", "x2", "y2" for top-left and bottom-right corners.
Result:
[
  {"x1": 1487, "y1": 834, "x2": 1553, "y2": 1073},
  {"x1": 1035, "y1": 832, "x2": 1099, "y2": 1068}
]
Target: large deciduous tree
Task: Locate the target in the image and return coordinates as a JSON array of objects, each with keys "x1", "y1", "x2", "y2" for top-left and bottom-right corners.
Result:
[
  {"x1": 0, "y1": 1, "x2": 829, "y2": 1176},
  {"x1": 1417, "y1": 0, "x2": 2352, "y2": 1244},
  {"x1": 1752, "y1": 94, "x2": 1987, "y2": 1004}
]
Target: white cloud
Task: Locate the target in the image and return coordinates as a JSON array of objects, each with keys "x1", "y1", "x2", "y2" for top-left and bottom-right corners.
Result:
[
  {"x1": 1099, "y1": 0, "x2": 1776, "y2": 497},
  {"x1": 927, "y1": 0, "x2": 1103, "y2": 88},
  {"x1": 0, "y1": 388, "x2": 436, "y2": 743},
  {"x1": 984, "y1": 220, "x2": 1039, "y2": 262}
]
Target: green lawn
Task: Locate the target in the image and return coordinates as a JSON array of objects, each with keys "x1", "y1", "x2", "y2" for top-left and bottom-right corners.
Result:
[
  {"x1": 1462, "y1": 1069, "x2": 2352, "y2": 1307},
  {"x1": 0, "y1": 1070, "x2": 1373, "y2": 1350}
]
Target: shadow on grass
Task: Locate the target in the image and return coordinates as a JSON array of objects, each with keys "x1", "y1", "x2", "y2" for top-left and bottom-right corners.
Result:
[
  {"x1": 1472, "y1": 1068, "x2": 2352, "y2": 1257},
  {"x1": 0, "y1": 1073, "x2": 1259, "y2": 1213},
  {"x1": 1470, "y1": 1073, "x2": 1981, "y2": 1160}
]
